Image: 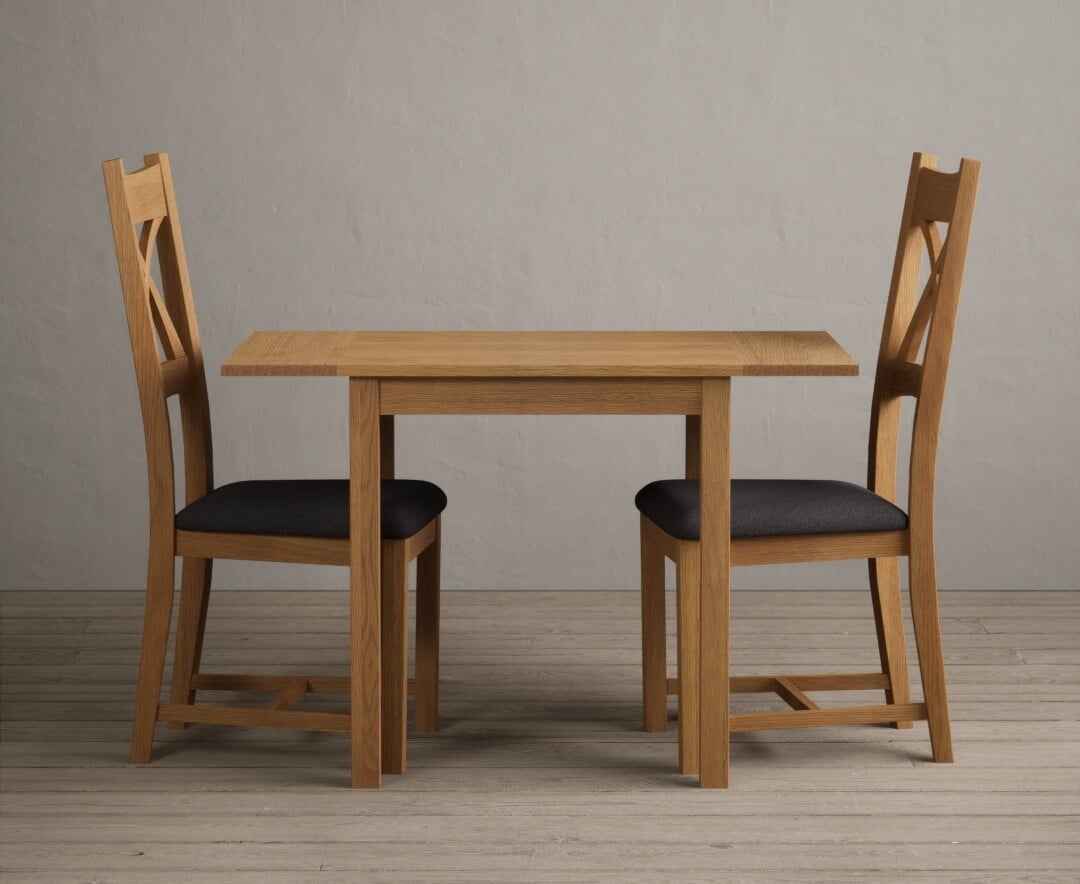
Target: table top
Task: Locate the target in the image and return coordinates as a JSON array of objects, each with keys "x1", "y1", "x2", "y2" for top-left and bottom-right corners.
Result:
[{"x1": 221, "y1": 331, "x2": 858, "y2": 378}]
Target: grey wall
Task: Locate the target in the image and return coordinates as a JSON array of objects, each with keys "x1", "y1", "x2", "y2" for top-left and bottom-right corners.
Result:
[{"x1": 2, "y1": 0, "x2": 1078, "y2": 591}]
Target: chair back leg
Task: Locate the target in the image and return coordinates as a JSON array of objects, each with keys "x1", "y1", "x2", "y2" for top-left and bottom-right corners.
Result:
[
  {"x1": 130, "y1": 537, "x2": 176, "y2": 763},
  {"x1": 908, "y1": 532, "x2": 954, "y2": 761},
  {"x1": 675, "y1": 541, "x2": 702, "y2": 774},
  {"x1": 414, "y1": 517, "x2": 441, "y2": 733},
  {"x1": 640, "y1": 516, "x2": 668, "y2": 732},
  {"x1": 381, "y1": 539, "x2": 411, "y2": 775},
  {"x1": 868, "y1": 556, "x2": 914, "y2": 728}
]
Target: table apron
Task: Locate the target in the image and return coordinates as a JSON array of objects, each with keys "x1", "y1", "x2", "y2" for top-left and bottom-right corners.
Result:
[{"x1": 376, "y1": 377, "x2": 705, "y2": 415}]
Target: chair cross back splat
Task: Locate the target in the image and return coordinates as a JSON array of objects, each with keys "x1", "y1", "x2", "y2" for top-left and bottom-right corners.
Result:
[
  {"x1": 103, "y1": 153, "x2": 447, "y2": 778},
  {"x1": 636, "y1": 152, "x2": 980, "y2": 777},
  {"x1": 870, "y1": 155, "x2": 979, "y2": 509}
]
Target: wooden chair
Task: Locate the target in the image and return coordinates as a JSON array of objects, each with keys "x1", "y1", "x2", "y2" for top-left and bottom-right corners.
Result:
[
  {"x1": 637, "y1": 153, "x2": 980, "y2": 774},
  {"x1": 103, "y1": 152, "x2": 445, "y2": 775}
]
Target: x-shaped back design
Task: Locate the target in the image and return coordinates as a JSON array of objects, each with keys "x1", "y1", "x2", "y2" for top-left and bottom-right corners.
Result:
[
  {"x1": 137, "y1": 215, "x2": 186, "y2": 363},
  {"x1": 897, "y1": 219, "x2": 947, "y2": 365}
]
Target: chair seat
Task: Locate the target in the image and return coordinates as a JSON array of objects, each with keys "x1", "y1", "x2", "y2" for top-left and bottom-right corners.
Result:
[
  {"x1": 635, "y1": 479, "x2": 908, "y2": 541},
  {"x1": 175, "y1": 479, "x2": 447, "y2": 541}
]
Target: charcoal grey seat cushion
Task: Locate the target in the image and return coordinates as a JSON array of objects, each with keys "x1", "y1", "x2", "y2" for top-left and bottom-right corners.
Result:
[
  {"x1": 175, "y1": 479, "x2": 447, "y2": 541},
  {"x1": 635, "y1": 479, "x2": 907, "y2": 541}
]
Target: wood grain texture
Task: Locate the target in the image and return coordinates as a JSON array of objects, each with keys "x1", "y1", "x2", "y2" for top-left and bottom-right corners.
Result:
[
  {"x1": 349, "y1": 379, "x2": 382, "y2": 787},
  {"x1": 775, "y1": 676, "x2": 820, "y2": 711},
  {"x1": 221, "y1": 330, "x2": 857, "y2": 378},
  {"x1": 152, "y1": 153, "x2": 215, "y2": 517},
  {"x1": 913, "y1": 166, "x2": 961, "y2": 223},
  {"x1": 639, "y1": 517, "x2": 667, "y2": 733},
  {"x1": 730, "y1": 703, "x2": 928, "y2": 732},
  {"x1": 675, "y1": 540, "x2": 701, "y2": 774},
  {"x1": 869, "y1": 555, "x2": 914, "y2": 728},
  {"x1": 103, "y1": 158, "x2": 179, "y2": 763},
  {"x1": 159, "y1": 354, "x2": 195, "y2": 397},
  {"x1": 218, "y1": 281, "x2": 857, "y2": 794},
  {"x1": 157, "y1": 703, "x2": 350, "y2": 732},
  {"x1": 191, "y1": 673, "x2": 350, "y2": 694},
  {"x1": 263, "y1": 680, "x2": 308, "y2": 711},
  {"x1": 379, "y1": 378, "x2": 703, "y2": 414},
  {"x1": 381, "y1": 539, "x2": 410, "y2": 774},
  {"x1": 169, "y1": 555, "x2": 212, "y2": 726},
  {"x1": 103, "y1": 154, "x2": 444, "y2": 784},
  {"x1": 697, "y1": 377, "x2": 731, "y2": 788},
  {"x1": 414, "y1": 518, "x2": 441, "y2": 733},
  {"x1": 402, "y1": 518, "x2": 439, "y2": 563},
  {"x1": 121, "y1": 163, "x2": 168, "y2": 223},
  {"x1": 905, "y1": 156, "x2": 979, "y2": 764},
  {"x1": 175, "y1": 531, "x2": 351, "y2": 566},
  {"x1": 642, "y1": 153, "x2": 980, "y2": 783},
  {"x1": 732, "y1": 530, "x2": 909, "y2": 565}
]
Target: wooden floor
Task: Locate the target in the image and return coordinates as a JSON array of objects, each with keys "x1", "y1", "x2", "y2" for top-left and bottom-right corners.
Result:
[{"x1": 1, "y1": 588, "x2": 1078, "y2": 882}]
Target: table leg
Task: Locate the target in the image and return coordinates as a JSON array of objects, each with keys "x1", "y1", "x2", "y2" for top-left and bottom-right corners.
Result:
[
  {"x1": 349, "y1": 379, "x2": 382, "y2": 788},
  {"x1": 698, "y1": 378, "x2": 731, "y2": 788},
  {"x1": 675, "y1": 414, "x2": 702, "y2": 773}
]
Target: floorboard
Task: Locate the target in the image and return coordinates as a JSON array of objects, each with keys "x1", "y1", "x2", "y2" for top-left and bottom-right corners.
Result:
[{"x1": 1, "y1": 588, "x2": 1078, "y2": 881}]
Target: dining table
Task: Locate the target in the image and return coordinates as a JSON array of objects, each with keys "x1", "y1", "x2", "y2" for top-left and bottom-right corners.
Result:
[{"x1": 221, "y1": 330, "x2": 858, "y2": 788}]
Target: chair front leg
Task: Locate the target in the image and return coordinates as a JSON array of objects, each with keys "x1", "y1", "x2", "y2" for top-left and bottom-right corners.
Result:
[
  {"x1": 381, "y1": 538, "x2": 411, "y2": 774},
  {"x1": 640, "y1": 515, "x2": 668, "y2": 732},
  {"x1": 414, "y1": 517, "x2": 441, "y2": 733},
  {"x1": 169, "y1": 555, "x2": 213, "y2": 727},
  {"x1": 131, "y1": 536, "x2": 176, "y2": 763},
  {"x1": 868, "y1": 555, "x2": 913, "y2": 729}
]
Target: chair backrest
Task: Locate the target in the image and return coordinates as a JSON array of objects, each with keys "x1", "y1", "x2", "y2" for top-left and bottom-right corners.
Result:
[
  {"x1": 867, "y1": 152, "x2": 980, "y2": 525},
  {"x1": 103, "y1": 153, "x2": 213, "y2": 533}
]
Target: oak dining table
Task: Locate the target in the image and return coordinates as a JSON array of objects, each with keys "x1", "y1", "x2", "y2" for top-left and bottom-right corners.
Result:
[{"x1": 221, "y1": 330, "x2": 858, "y2": 788}]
